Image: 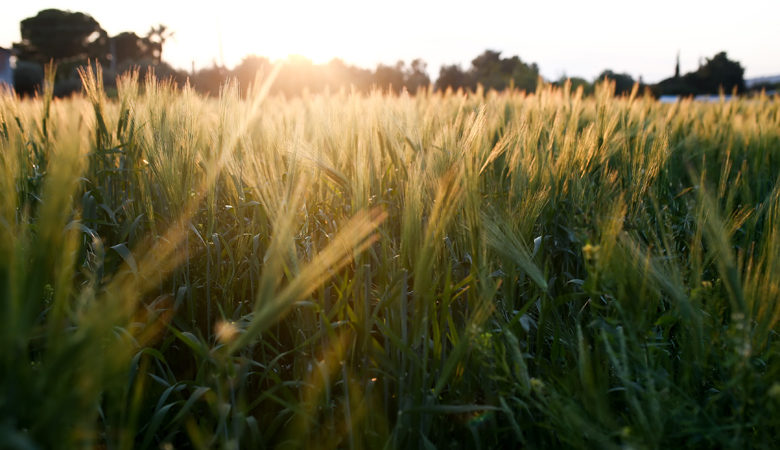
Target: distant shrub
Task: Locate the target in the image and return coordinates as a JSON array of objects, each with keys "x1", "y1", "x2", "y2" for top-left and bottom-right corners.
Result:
[
  {"x1": 53, "y1": 78, "x2": 82, "y2": 97},
  {"x1": 13, "y1": 60, "x2": 44, "y2": 96},
  {"x1": 116, "y1": 59, "x2": 188, "y2": 85}
]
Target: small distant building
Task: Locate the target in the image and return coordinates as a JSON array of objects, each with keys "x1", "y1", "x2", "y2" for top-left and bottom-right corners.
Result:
[{"x1": 0, "y1": 46, "x2": 13, "y2": 90}]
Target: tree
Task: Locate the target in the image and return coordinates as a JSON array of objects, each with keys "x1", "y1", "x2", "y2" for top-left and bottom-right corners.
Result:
[
  {"x1": 435, "y1": 50, "x2": 540, "y2": 93},
  {"x1": 468, "y1": 50, "x2": 539, "y2": 92},
  {"x1": 146, "y1": 25, "x2": 173, "y2": 64},
  {"x1": 193, "y1": 64, "x2": 231, "y2": 97},
  {"x1": 470, "y1": 50, "x2": 505, "y2": 89},
  {"x1": 111, "y1": 32, "x2": 159, "y2": 65},
  {"x1": 653, "y1": 51, "x2": 745, "y2": 97},
  {"x1": 13, "y1": 9, "x2": 106, "y2": 64},
  {"x1": 373, "y1": 61, "x2": 406, "y2": 93},
  {"x1": 554, "y1": 76, "x2": 594, "y2": 96},
  {"x1": 596, "y1": 70, "x2": 635, "y2": 95},
  {"x1": 12, "y1": 61, "x2": 44, "y2": 97},
  {"x1": 691, "y1": 51, "x2": 744, "y2": 94},
  {"x1": 232, "y1": 55, "x2": 271, "y2": 96},
  {"x1": 405, "y1": 59, "x2": 431, "y2": 94},
  {"x1": 507, "y1": 56, "x2": 540, "y2": 92},
  {"x1": 435, "y1": 64, "x2": 472, "y2": 91},
  {"x1": 372, "y1": 60, "x2": 431, "y2": 94}
]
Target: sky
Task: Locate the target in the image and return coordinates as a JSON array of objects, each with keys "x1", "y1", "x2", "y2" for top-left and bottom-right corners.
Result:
[{"x1": 1, "y1": 0, "x2": 779, "y2": 83}]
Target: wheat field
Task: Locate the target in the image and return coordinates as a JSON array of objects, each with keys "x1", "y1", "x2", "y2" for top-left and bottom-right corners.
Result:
[{"x1": 1, "y1": 68, "x2": 779, "y2": 449}]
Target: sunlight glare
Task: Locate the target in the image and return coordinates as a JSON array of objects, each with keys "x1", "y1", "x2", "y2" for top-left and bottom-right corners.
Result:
[{"x1": 224, "y1": 2, "x2": 374, "y2": 66}]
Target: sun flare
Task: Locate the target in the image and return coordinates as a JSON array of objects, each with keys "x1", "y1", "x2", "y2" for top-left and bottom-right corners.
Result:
[{"x1": 208, "y1": 2, "x2": 375, "y2": 67}]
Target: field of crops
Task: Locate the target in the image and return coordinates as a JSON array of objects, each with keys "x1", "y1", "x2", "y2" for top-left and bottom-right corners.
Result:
[{"x1": 1, "y1": 68, "x2": 779, "y2": 449}]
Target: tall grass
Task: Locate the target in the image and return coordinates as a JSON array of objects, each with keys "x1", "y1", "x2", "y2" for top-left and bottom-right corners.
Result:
[{"x1": 1, "y1": 71, "x2": 779, "y2": 449}]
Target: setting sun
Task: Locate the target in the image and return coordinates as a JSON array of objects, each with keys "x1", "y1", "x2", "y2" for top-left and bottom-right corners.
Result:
[
  {"x1": 223, "y1": 2, "x2": 370, "y2": 64},
  {"x1": 172, "y1": 2, "x2": 362, "y2": 67}
]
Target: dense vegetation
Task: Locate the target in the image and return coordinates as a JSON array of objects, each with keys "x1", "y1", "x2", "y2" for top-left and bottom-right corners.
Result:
[{"x1": 1, "y1": 69, "x2": 779, "y2": 449}]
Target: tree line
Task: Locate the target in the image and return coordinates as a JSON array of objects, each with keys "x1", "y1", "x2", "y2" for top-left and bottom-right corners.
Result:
[{"x1": 7, "y1": 9, "x2": 763, "y2": 98}]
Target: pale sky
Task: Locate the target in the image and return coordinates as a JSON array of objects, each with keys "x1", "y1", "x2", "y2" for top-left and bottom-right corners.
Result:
[{"x1": 1, "y1": 1, "x2": 778, "y2": 82}]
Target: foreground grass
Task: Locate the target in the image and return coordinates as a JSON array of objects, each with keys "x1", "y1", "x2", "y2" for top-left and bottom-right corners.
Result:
[{"x1": 1, "y1": 70, "x2": 779, "y2": 449}]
